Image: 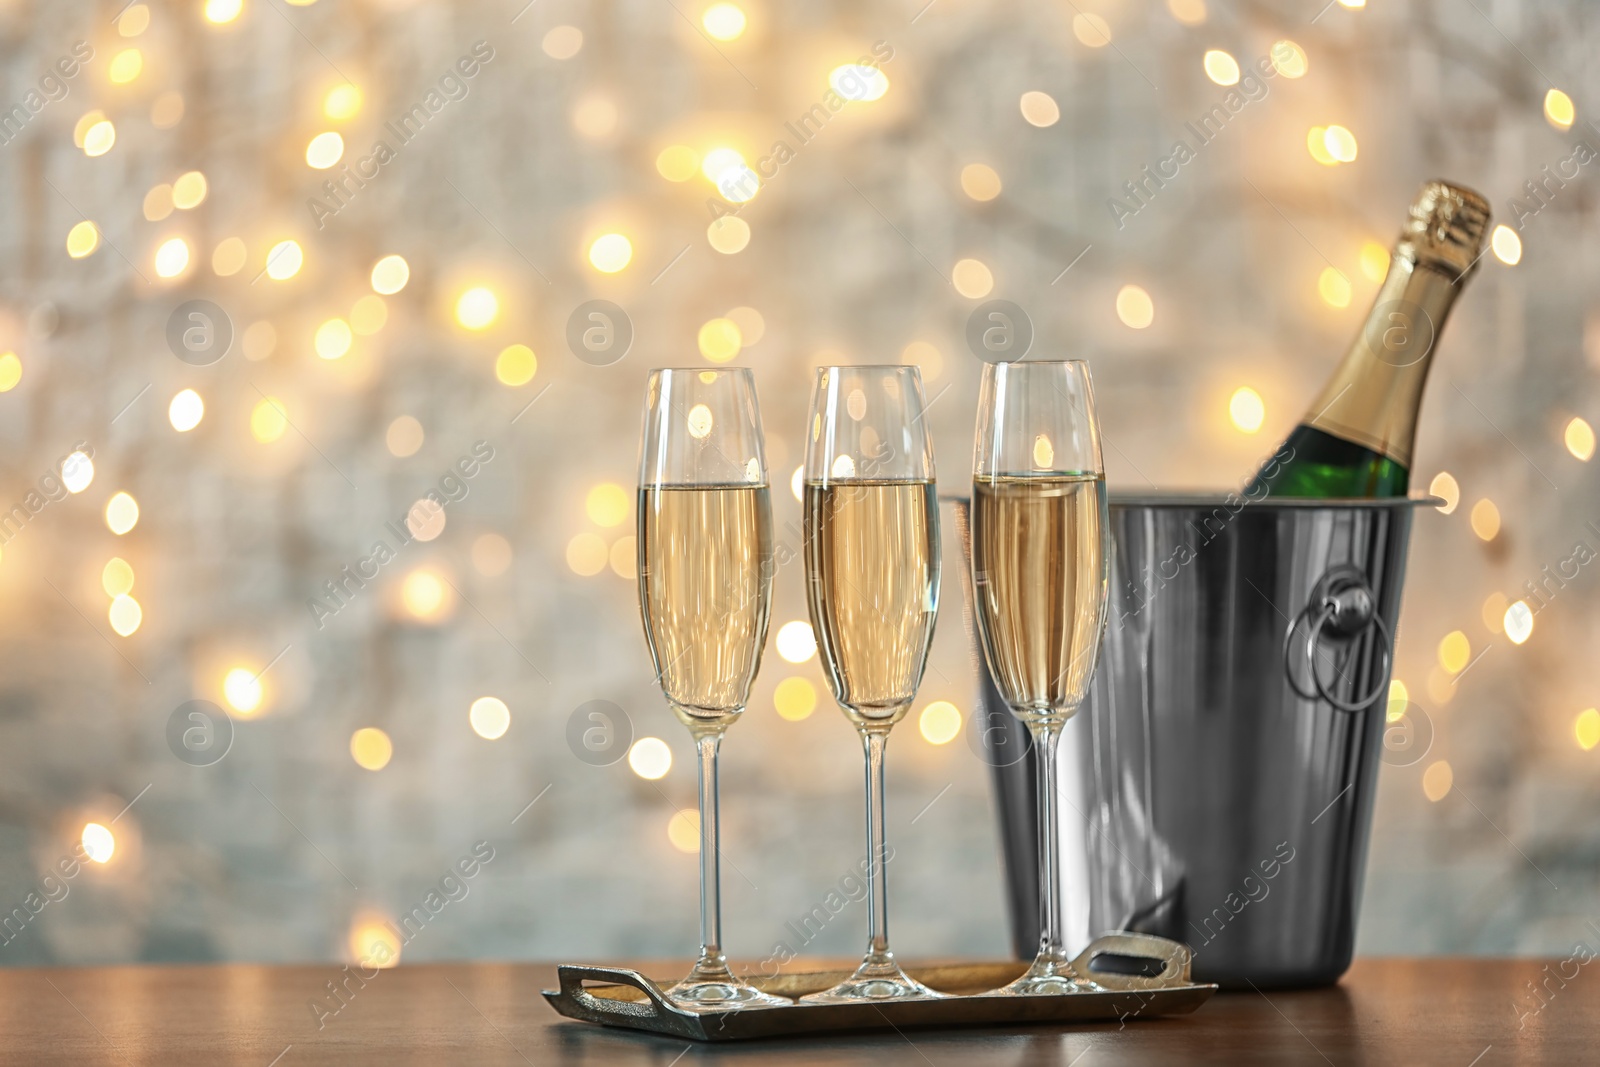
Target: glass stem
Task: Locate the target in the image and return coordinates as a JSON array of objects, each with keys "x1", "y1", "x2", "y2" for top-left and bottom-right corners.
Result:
[
  {"x1": 688, "y1": 727, "x2": 733, "y2": 982},
  {"x1": 860, "y1": 727, "x2": 894, "y2": 972},
  {"x1": 1032, "y1": 721, "x2": 1069, "y2": 969}
]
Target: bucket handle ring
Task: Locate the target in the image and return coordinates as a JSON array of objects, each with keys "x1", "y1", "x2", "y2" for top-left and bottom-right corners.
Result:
[{"x1": 1283, "y1": 565, "x2": 1393, "y2": 713}]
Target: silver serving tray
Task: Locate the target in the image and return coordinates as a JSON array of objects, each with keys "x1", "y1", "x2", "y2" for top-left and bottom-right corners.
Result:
[{"x1": 543, "y1": 932, "x2": 1216, "y2": 1041}]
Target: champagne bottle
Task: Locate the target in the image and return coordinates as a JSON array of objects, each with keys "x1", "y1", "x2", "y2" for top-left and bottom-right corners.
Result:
[{"x1": 1246, "y1": 180, "x2": 1491, "y2": 498}]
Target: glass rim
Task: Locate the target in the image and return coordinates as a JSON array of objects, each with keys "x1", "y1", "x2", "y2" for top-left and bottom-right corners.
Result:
[
  {"x1": 649, "y1": 366, "x2": 756, "y2": 376},
  {"x1": 812, "y1": 363, "x2": 923, "y2": 373},
  {"x1": 989, "y1": 359, "x2": 1091, "y2": 368}
]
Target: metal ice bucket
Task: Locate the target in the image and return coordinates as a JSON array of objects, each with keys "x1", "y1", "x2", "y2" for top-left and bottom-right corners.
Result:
[{"x1": 953, "y1": 493, "x2": 1431, "y2": 989}]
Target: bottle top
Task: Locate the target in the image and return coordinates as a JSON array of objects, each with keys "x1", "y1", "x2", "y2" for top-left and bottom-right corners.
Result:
[{"x1": 1394, "y1": 180, "x2": 1491, "y2": 279}]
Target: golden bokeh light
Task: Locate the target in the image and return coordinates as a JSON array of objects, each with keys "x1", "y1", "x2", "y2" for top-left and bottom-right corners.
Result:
[
  {"x1": 386, "y1": 415, "x2": 424, "y2": 457},
  {"x1": 707, "y1": 216, "x2": 751, "y2": 254},
  {"x1": 1422, "y1": 760, "x2": 1453, "y2": 802},
  {"x1": 213, "y1": 237, "x2": 247, "y2": 276},
  {"x1": 455, "y1": 287, "x2": 499, "y2": 330},
  {"x1": 315, "y1": 318, "x2": 353, "y2": 360},
  {"x1": 169, "y1": 388, "x2": 204, "y2": 432},
  {"x1": 702, "y1": 3, "x2": 747, "y2": 41},
  {"x1": 350, "y1": 294, "x2": 388, "y2": 335},
  {"x1": 349, "y1": 915, "x2": 401, "y2": 969},
  {"x1": 1271, "y1": 40, "x2": 1308, "y2": 78},
  {"x1": 918, "y1": 701, "x2": 962, "y2": 745},
  {"x1": 1318, "y1": 267, "x2": 1352, "y2": 308},
  {"x1": 727, "y1": 306, "x2": 764, "y2": 345},
  {"x1": 118, "y1": 4, "x2": 150, "y2": 36},
  {"x1": 223, "y1": 667, "x2": 264, "y2": 715},
  {"x1": 656, "y1": 145, "x2": 699, "y2": 181},
  {"x1": 697, "y1": 317, "x2": 743, "y2": 362},
  {"x1": 585, "y1": 483, "x2": 630, "y2": 527},
  {"x1": 960, "y1": 163, "x2": 1002, "y2": 201},
  {"x1": 1544, "y1": 88, "x2": 1575, "y2": 131},
  {"x1": 1168, "y1": 0, "x2": 1206, "y2": 25},
  {"x1": 109, "y1": 594, "x2": 142, "y2": 636},
  {"x1": 776, "y1": 620, "x2": 817, "y2": 663},
  {"x1": 74, "y1": 110, "x2": 106, "y2": 149},
  {"x1": 205, "y1": 0, "x2": 244, "y2": 23},
  {"x1": 173, "y1": 171, "x2": 208, "y2": 209},
  {"x1": 105, "y1": 492, "x2": 139, "y2": 535},
  {"x1": 608, "y1": 535, "x2": 636, "y2": 579},
  {"x1": 543, "y1": 25, "x2": 584, "y2": 60},
  {"x1": 774, "y1": 677, "x2": 817, "y2": 721},
  {"x1": 1437, "y1": 630, "x2": 1471, "y2": 674},
  {"x1": 1116, "y1": 284, "x2": 1154, "y2": 328},
  {"x1": 495, "y1": 344, "x2": 537, "y2": 386},
  {"x1": 66, "y1": 220, "x2": 100, "y2": 259},
  {"x1": 628, "y1": 737, "x2": 673, "y2": 779},
  {"x1": 1019, "y1": 90, "x2": 1060, "y2": 127},
  {"x1": 144, "y1": 183, "x2": 174, "y2": 221},
  {"x1": 82, "y1": 823, "x2": 115, "y2": 864},
  {"x1": 1387, "y1": 680, "x2": 1408, "y2": 723},
  {"x1": 1491, "y1": 224, "x2": 1522, "y2": 265},
  {"x1": 952, "y1": 258, "x2": 994, "y2": 299},
  {"x1": 1481, "y1": 591, "x2": 1508, "y2": 634},
  {"x1": 1503, "y1": 600, "x2": 1534, "y2": 646},
  {"x1": 0, "y1": 352, "x2": 18, "y2": 392},
  {"x1": 155, "y1": 237, "x2": 191, "y2": 279},
  {"x1": 566, "y1": 533, "x2": 608, "y2": 576},
  {"x1": 109, "y1": 49, "x2": 143, "y2": 85},
  {"x1": 401, "y1": 569, "x2": 450, "y2": 619},
  {"x1": 305, "y1": 131, "x2": 345, "y2": 169},
  {"x1": 1576, "y1": 708, "x2": 1600, "y2": 752},
  {"x1": 1072, "y1": 12, "x2": 1112, "y2": 47},
  {"x1": 1469, "y1": 498, "x2": 1501, "y2": 541},
  {"x1": 251, "y1": 396, "x2": 289, "y2": 444},
  {"x1": 828, "y1": 64, "x2": 889, "y2": 102},
  {"x1": 588, "y1": 232, "x2": 633, "y2": 273},
  {"x1": 1323, "y1": 125, "x2": 1358, "y2": 162},
  {"x1": 370, "y1": 254, "x2": 410, "y2": 294},
  {"x1": 668, "y1": 809, "x2": 700, "y2": 853},
  {"x1": 102, "y1": 557, "x2": 135, "y2": 597},
  {"x1": 63, "y1": 451, "x2": 94, "y2": 494},
  {"x1": 472, "y1": 533, "x2": 513, "y2": 577},
  {"x1": 324, "y1": 84, "x2": 363, "y2": 121},
  {"x1": 1306, "y1": 127, "x2": 1336, "y2": 166},
  {"x1": 1229, "y1": 387, "x2": 1265, "y2": 434},
  {"x1": 1428, "y1": 471, "x2": 1459, "y2": 514},
  {"x1": 469, "y1": 697, "x2": 511, "y2": 740},
  {"x1": 1426, "y1": 666, "x2": 1454, "y2": 707},
  {"x1": 265, "y1": 240, "x2": 304, "y2": 280},
  {"x1": 1359, "y1": 240, "x2": 1390, "y2": 283},
  {"x1": 1203, "y1": 50, "x2": 1240, "y2": 86},
  {"x1": 350, "y1": 728, "x2": 393, "y2": 771},
  {"x1": 1565, "y1": 417, "x2": 1596, "y2": 461}
]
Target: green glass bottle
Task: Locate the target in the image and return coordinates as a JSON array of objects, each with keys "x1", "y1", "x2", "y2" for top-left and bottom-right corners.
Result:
[{"x1": 1247, "y1": 181, "x2": 1491, "y2": 499}]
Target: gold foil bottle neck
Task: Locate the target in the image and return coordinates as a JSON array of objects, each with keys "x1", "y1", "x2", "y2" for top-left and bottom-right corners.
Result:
[{"x1": 1394, "y1": 180, "x2": 1491, "y2": 278}]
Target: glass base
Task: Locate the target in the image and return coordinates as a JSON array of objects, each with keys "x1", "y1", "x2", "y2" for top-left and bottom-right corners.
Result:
[
  {"x1": 800, "y1": 956, "x2": 948, "y2": 1004},
  {"x1": 986, "y1": 956, "x2": 1104, "y2": 997},
  {"x1": 665, "y1": 959, "x2": 792, "y2": 1010}
]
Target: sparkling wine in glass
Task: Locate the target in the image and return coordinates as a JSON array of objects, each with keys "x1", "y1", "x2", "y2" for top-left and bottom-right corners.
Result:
[
  {"x1": 800, "y1": 365, "x2": 946, "y2": 1003},
  {"x1": 637, "y1": 368, "x2": 789, "y2": 1009},
  {"x1": 970, "y1": 360, "x2": 1110, "y2": 996}
]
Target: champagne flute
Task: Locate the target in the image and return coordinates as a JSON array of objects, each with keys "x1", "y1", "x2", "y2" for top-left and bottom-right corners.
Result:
[
  {"x1": 636, "y1": 368, "x2": 789, "y2": 1009},
  {"x1": 970, "y1": 360, "x2": 1110, "y2": 996},
  {"x1": 800, "y1": 365, "x2": 945, "y2": 1003}
]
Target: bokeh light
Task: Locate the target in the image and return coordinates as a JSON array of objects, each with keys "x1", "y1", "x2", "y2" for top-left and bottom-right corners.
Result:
[
  {"x1": 1438, "y1": 630, "x2": 1471, "y2": 674},
  {"x1": 102, "y1": 558, "x2": 135, "y2": 597},
  {"x1": 315, "y1": 318, "x2": 353, "y2": 360},
  {"x1": 0, "y1": 352, "x2": 19, "y2": 392},
  {"x1": 952, "y1": 258, "x2": 994, "y2": 299},
  {"x1": 350, "y1": 728, "x2": 393, "y2": 771},
  {"x1": 173, "y1": 171, "x2": 208, "y2": 209},
  {"x1": 66, "y1": 221, "x2": 100, "y2": 259},
  {"x1": 1491, "y1": 225, "x2": 1522, "y2": 265},
  {"x1": 155, "y1": 238, "x2": 191, "y2": 279},
  {"x1": 223, "y1": 667, "x2": 264, "y2": 715},
  {"x1": 324, "y1": 84, "x2": 363, "y2": 121},
  {"x1": 1203, "y1": 50, "x2": 1240, "y2": 86},
  {"x1": 306, "y1": 131, "x2": 345, "y2": 169},
  {"x1": 697, "y1": 318, "x2": 743, "y2": 362},
  {"x1": 667, "y1": 809, "x2": 700, "y2": 853},
  {"x1": 585, "y1": 483, "x2": 630, "y2": 527},
  {"x1": 1503, "y1": 600, "x2": 1534, "y2": 645},
  {"x1": 105, "y1": 492, "x2": 140, "y2": 534},
  {"x1": 169, "y1": 389, "x2": 205, "y2": 432},
  {"x1": 265, "y1": 240, "x2": 303, "y2": 280},
  {"x1": 543, "y1": 26, "x2": 584, "y2": 59},
  {"x1": 1544, "y1": 88, "x2": 1575, "y2": 131},
  {"x1": 774, "y1": 677, "x2": 817, "y2": 721},
  {"x1": 588, "y1": 233, "x2": 633, "y2": 273},
  {"x1": 656, "y1": 145, "x2": 699, "y2": 181},
  {"x1": 566, "y1": 533, "x2": 608, "y2": 576},
  {"x1": 1072, "y1": 12, "x2": 1112, "y2": 47},
  {"x1": 495, "y1": 344, "x2": 537, "y2": 386},
  {"x1": 1469, "y1": 498, "x2": 1501, "y2": 541},
  {"x1": 707, "y1": 216, "x2": 750, "y2": 254},
  {"x1": 1318, "y1": 267, "x2": 1352, "y2": 308},
  {"x1": 702, "y1": 3, "x2": 746, "y2": 40},
  {"x1": 251, "y1": 397, "x2": 289, "y2": 444},
  {"x1": 776, "y1": 620, "x2": 816, "y2": 663},
  {"x1": 455, "y1": 287, "x2": 499, "y2": 330},
  {"x1": 628, "y1": 737, "x2": 673, "y2": 779},
  {"x1": 1576, "y1": 709, "x2": 1600, "y2": 752},
  {"x1": 918, "y1": 701, "x2": 962, "y2": 745},
  {"x1": 1116, "y1": 284, "x2": 1154, "y2": 328},
  {"x1": 371, "y1": 254, "x2": 410, "y2": 294},
  {"x1": 1229, "y1": 387, "x2": 1265, "y2": 433},
  {"x1": 82, "y1": 823, "x2": 115, "y2": 864},
  {"x1": 1429, "y1": 471, "x2": 1459, "y2": 514},
  {"x1": 1019, "y1": 91, "x2": 1060, "y2": 127},
  {"x1": 400, "y1": 569, "x2": 450, "y2": 620},
  {"x1": 1422, "y1": 760, "x2": 1453, "y2": 802},
  {"x1": 1565, "y1": 417, "x2": 1596, "y2": 461},
  {"x1": 109, "y1": 594, "x2": 142, "y2": 636},
  {"x1": 469, "y1": 697, "x2": 511, "y2": 740}
]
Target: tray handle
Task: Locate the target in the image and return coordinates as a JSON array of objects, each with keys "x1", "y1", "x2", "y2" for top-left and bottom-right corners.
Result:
[
  {"x1": 557, "y1": 965, "x2": 674, "y2": 1020},
  {"x1": 1072, "y1": 931, "x2": 1194, "y2": 991}
]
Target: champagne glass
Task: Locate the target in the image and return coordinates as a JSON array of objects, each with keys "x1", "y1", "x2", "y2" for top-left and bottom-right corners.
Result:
[
  {"x1": 800, "y1": 365, "x2": 945, "y2": 1003},
  {"x1": 970, "y1": 360, "x2": 1110, "y2": 996},
  {"x1": 637, "y1": 368, "x2": 789, "y2": 1009}
]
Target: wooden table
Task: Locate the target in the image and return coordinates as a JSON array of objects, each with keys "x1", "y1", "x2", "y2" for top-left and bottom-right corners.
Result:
[{"x1": 0, "y1": 957, "x2": 1585, "y2": 1064}]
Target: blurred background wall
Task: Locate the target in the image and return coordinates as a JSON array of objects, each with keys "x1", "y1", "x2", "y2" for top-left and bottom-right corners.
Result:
[{"x1": 0, "y1": 0, "x2": 1593, "y2": 968}]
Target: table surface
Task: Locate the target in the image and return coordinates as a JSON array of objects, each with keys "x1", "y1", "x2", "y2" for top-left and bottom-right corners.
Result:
[{"x1": 0, "y1": 956, "x2": 1584, "y2": 1065}]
